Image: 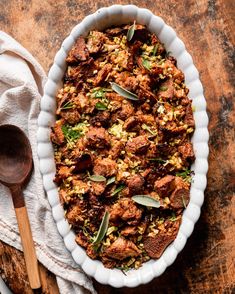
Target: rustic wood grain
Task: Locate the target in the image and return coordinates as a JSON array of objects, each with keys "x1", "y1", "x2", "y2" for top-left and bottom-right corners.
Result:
[
  {"x1": 0, "y1": 0, "x2": 234, "y2": 293},
  {"x1": 0, "y1": 241, "x2": 59, "y2": 294}
]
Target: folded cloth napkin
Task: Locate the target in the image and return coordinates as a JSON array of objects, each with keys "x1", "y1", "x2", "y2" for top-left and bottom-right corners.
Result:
[{"x1": 0, "y1": 31, "x2": 96, "y2": 294}]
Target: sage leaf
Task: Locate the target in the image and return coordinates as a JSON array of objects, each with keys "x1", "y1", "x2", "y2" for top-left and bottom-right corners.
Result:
[
  {"x1": 89, "y1": 175, "x2": 106, "y2": 182},
  {"x1": 127, "y1": 21, "x2": 136, "y2": 41},
  {"x1": 111, "y1": 184, "x2": 126, "y2": 196},
  {"x1": 106, "y1": 176, "x2": 116, "y2": 186},
  {"x1": 132, "y1": 195, "x2": 161, "y2": 208},
  {"x1": 92, "y1": 211, "x2": 110, "y2": 244},
  {"x1": 110, "y1": 82, "x2": 138, "y2": 101}
]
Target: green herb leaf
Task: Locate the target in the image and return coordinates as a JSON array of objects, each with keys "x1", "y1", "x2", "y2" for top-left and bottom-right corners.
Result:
[
  {"x1": 92, "y1": 211, "x2": 110, "y2": 244},
  {"x1": 132, "y1": 195, "x2": 161, "y2": 208},
  {"x1": 110, "y1": 82, "x2": 138, "y2": 101},
  {"x1": 142, "y1": 58, "x2": 151, "y2": 70},
  {"x1": 89, "y1": 175, "x2": 106, "y2": 182},
  {"x1": 160, "y1": 86, "x2": 168, "y2": 91},
  {"x1": 176, "y1": 169, "x2": 193, "y2": 183},
  {"x1": 148, "y1": 158, "x2": 166, "y2": 164},
  {"x1": 182, "y1": 196, "x2": 187, "y2": 209},
  {"x1": 95, "y1": 102, "x2": 108, "y2": 110},
  {"x1": 106, "y1": 226, "x2": 118, "y2": 236},
  {"x1": 96, "y1": 89, "x2": 105, "y2": 98},
  {"x1": 127, "y1": 21, "x2": 136, "y2": 41},
  {"x1": 176, "y1": 169, "x2": 191, "y2": 178},
  {"x1": 142, "y1": 123, "x2": 156, "y2": 136},
  {"x1": 61, "y1": 101, "x2": 73, "y2": 110},
  {"x1": 106, "y1": 176, "x2": 116, "y2": 186},
  {"x1": 61, "y1": 123, "x2": 89, "y2": 143},
  {"x1": 152, "y1": 44, "x2": 158, "y2": 56},
  {"x1": 92, "y1": 88, "x2": 105, "y2": 98},
  {"x1": 61, "y1": 125, "x2": 81, "y2": 142},
  {"x1": 91, "y1": 87, "x2": 112, "y2": 98},
  {"x1": 111, "y1": 184, "x2": 126, "y2": 196}
]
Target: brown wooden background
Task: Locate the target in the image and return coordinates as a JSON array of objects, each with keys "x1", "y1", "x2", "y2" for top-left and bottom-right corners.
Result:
[{"x1": 0, "y1": 0, "x2": 234, "y2": 293}]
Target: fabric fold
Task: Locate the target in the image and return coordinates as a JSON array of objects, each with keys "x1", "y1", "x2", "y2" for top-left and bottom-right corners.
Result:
[{"x1": 0, "y1": 31, "x2": 95, "y2": 294}]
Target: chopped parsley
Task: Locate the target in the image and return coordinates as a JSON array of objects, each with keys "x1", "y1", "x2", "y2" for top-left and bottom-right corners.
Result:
[
  {"x1": 61, "y1": 125, "x2": 81, "y2": 142},
  {"x1": 91, "y1": 89, "x2": 110, "y2": 110},
  {"x1": 176, "y1": 169, "x2": 193, "y2": 183},
  {"x1": 62, "y1": 122, "x2": 89, "y2": 143},
  {"x1": 95, "y1": 102, "x2": 108, "y2": 110},
  {"x1": 92, "y1": 88, "x2": 105, "y2": 98}
]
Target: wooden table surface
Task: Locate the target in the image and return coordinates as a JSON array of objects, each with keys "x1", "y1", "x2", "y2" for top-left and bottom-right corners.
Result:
[{"x1": 0, "y1": 0, "x2": 234, "y2": 293}]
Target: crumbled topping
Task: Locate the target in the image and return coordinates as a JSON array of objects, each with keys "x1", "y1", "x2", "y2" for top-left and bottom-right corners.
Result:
[{"x1": 51, "y1": 23, "x2": 195, "y2": 270}]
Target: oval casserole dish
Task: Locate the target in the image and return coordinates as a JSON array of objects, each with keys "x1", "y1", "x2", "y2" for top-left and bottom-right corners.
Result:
[{"x1": 37, "y1": 4, "x2": 209, "y2": 288}]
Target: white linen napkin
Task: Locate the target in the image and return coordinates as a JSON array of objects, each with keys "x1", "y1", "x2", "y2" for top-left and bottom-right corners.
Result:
[{"x1": 0, "y1": 31, "x2": 96, "y2": 294}]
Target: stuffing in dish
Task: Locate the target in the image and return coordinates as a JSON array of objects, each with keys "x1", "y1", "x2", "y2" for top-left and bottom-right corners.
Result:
[{"x1": 51, "y1": 23, "x2": 195, "y2": 270}]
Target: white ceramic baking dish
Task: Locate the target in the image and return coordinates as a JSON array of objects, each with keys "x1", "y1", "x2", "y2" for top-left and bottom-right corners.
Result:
[{"x1": 37, "y1": 4, "x2": 209, "y2": 288}]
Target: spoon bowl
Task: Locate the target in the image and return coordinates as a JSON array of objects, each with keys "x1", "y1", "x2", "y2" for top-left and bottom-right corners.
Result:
[
  {"x1": 0, "y1": 125, "x2": 32, "y2": 186},
  {"x1": 0, "y1": 124, "x2": 41, "y2": 289}
]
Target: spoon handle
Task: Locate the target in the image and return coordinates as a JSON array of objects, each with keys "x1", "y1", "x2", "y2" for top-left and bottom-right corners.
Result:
[{"x1": 11, "y1": 186, "x2": 41, "y2": 289}]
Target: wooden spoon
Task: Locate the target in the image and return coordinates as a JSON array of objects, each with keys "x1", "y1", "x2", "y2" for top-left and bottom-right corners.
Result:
[{"x1": 0, "y1": 124, "x2": 41, "y2": 289}]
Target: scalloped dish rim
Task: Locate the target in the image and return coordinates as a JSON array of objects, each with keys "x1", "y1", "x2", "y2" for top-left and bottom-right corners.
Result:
[{"x1": 37, "y1": 4, "x2": 209, "y2": 288}]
